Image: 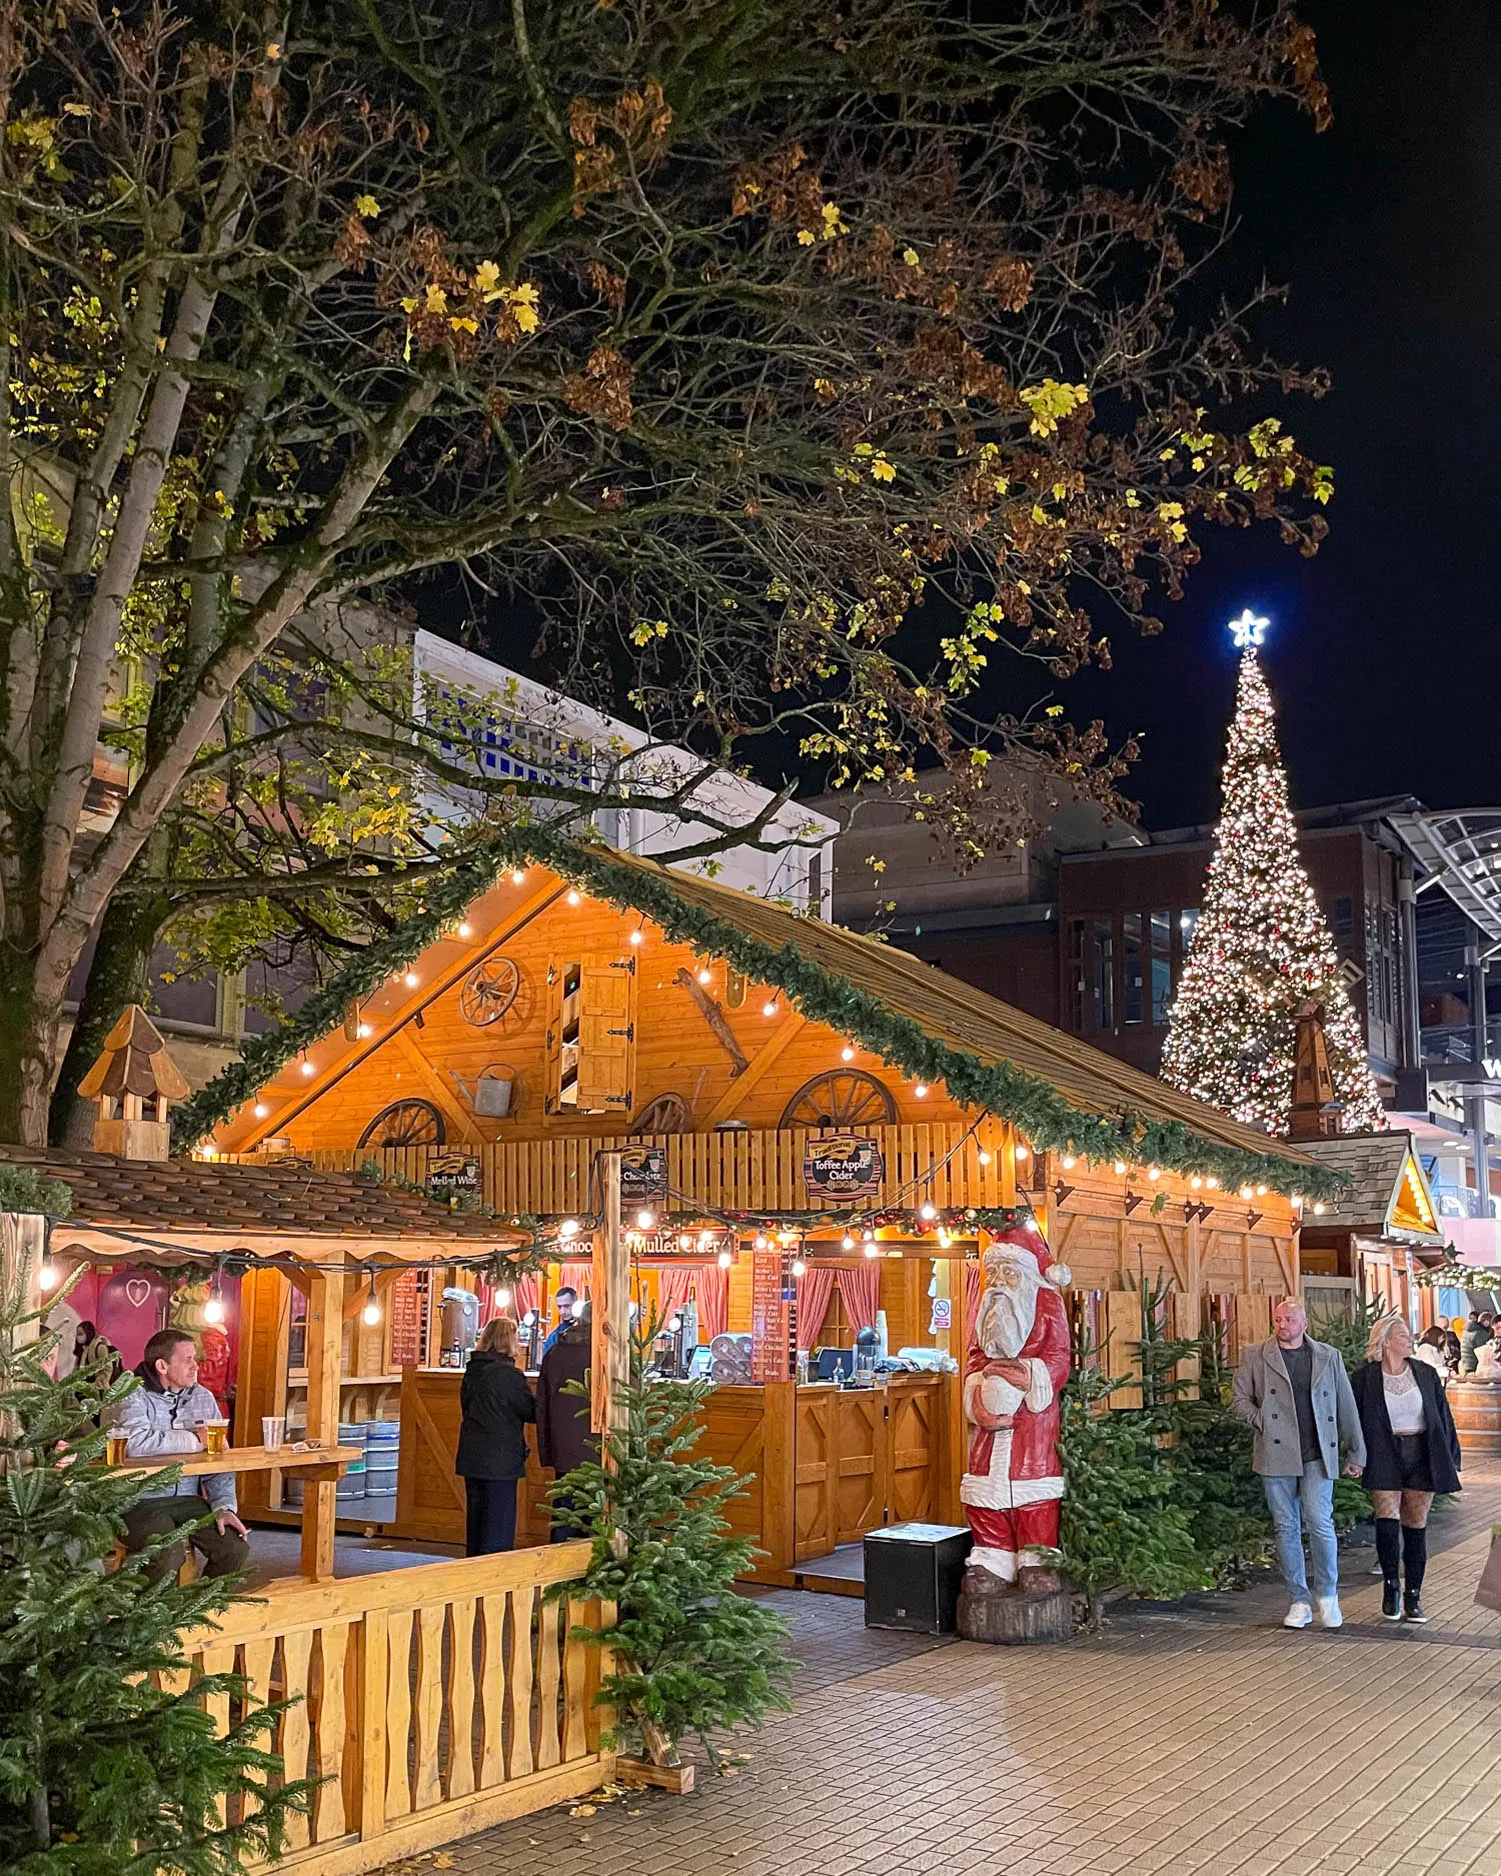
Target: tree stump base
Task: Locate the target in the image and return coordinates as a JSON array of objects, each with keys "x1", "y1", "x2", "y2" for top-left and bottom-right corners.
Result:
[{"x1": 957, "y1": 1584, "x2": 1073, "y2": 1646}]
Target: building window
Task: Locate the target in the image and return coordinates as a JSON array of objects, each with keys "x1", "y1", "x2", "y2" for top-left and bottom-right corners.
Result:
[
  {"x1": 1178, "y1": 908, "x2": 1200, "y2": 958},
  {"x1": 1150, "y1": 910, "x2": 1172, "y2": 1025},
  {"x1": 1122, "y1": 913, "x2": 1143, "y2": 1025},
  {"x1": 1091, "y1": 918, "x2": 1114, "y2": 1031},
  {"x1": 1332, "y1": 896, "x2": 1354, "y2": 941},
  {"x1": 1066, "y1": 920, "x2": 1086, "y2": 1032}
]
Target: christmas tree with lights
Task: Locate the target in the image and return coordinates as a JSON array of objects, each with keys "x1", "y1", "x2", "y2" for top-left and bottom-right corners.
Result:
[{"x1": 1160, "y1": 613, "x2": 1385, "y2": 1135}]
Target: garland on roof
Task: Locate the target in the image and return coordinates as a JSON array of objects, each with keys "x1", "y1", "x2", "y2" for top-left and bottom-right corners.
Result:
[
  {"x1": 1415, "y1": 1258, "x2": 1492, "y2": 1290},
  {"x1": 172, "y1": 824, "x2": 1347, "y2": 1203}
]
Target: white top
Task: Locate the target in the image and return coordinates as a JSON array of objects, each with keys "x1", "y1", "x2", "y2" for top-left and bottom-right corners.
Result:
[{"x1": 1383, "y1": 1364, "x2": 1426, "y2": 1437}]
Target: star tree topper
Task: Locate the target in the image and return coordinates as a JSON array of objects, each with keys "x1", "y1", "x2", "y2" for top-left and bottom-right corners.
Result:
[{"x1": 1228, "y1": 607, "x2": 1269, "y2": 650}]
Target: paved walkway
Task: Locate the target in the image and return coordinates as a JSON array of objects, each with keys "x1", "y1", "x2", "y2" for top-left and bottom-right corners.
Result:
[{"x1": 380, "y1": 1463, "x2": 1501, "y2": 1876}]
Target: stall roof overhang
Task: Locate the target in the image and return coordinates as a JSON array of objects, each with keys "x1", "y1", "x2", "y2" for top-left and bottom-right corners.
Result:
[
  {"x1": 1389, "y1": 809, "x2": 1501, "y2": 947},
  {"x1": 192, "y1": 835, "x2": 1331, "y2": 1200},
  {"x1": 1289, "y1": 1130, "x2": 1445, "y2": 1248},
  {"x1": 0, "y1": 1143, "x2": 526, "y2": 1250}
]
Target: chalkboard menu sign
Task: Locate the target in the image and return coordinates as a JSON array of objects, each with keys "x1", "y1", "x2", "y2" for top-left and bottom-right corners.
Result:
[
  {"x1": 750, "y1": 1250, "x2": 793, "y2": 1383},
  {"x1": 388, "y1": 1269, "x2": 430, "y2": 1368}
]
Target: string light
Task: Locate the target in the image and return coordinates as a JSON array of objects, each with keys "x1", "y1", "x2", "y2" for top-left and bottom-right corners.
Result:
[
  {"x1": 697, "y1": 967, "x2": 713, "y2": 986},
  {"x1": 1189, "y1": 1175, "x2": 1203, "y2": 1190},
  {"x1": 1061, "y1": 1155, "x2": 1076, "y2": 1170},
  {"x1": 629, "y1": 928, "x2": 644, "y2": 947},
  {"x1": 791, "y1": 1258, "x2": 807, "y2": 1279},
  {"x1": 1313, "y1": 1202, "x2": 1326, "y2": 1215},
  {"x1": 763, "y1": 999, "x2": 779, "y2": 1017},
  {"x1": 635, "y1": 1209, "x2": 656, "y2": 1230},
  {"x1": 1240, "y1": 1186, "x2": 1254, "y2": 1200},
  {"x1": 496, "y1": 1286, "x2": 512, "y2": 1310},
  {"x1": 716, "y1": 1249, "x2": 733, "y2": 1270},
  {"x1": 511, "y1": 869, "x2": 526, "y2": 885},
  {"x1": 253, "y1": 1102, "x2": 269, "y2": 1119},
  {"x1": 914, "y1": 1083, "x2": 929, "y2": 1099},
  {"x1": 1148, "y1": 1167, "x2": 1161, "y2": 1181},
  {"x1": 1014, "y1": 1143, "x2": 1029, "y2": 1161},
  {"x1": 300, "y1": 1060, "x2": 315, "y2": 1077},
  {"x1": 863, "y1": 1241, "x2": 880, "y2": 1259},
  {"x1": 457, "y1": 922, "x2": 473, "y2": 939},
  {"x1": 1206, "y1": 1176, "x2": 1219, "y2": 1190},
  {"x1": 841, "y1": 1045, "x2": 855, "y2": 1062},
  {"x1": 1113, "y1": 1161, "x2": 1127, "y2": 1176},
  {"x1": 38, "y1": 1262, "x2": 58, "y2": 1292},
  {"x1": 361, "y1": 1273, "x2": 382, "y2": 1326},
  {"x1": 978, "y1": 1149, "x2": 992, "y2": 1166},
  {"x1": 202, "y1": 1283, "x2": 225, "y2": 1326},
  {"x1": 357, "y1": 1022, "x2": 372, "y2": 1038},
  {"x1": 566, "y1": 890, "x2": 581, "y2": 906},
  {"x1": 403, "y1": 971, "x2": 420, "y2": 989},
  {"x1": 1255, "y1": 1184, "x2": 1268, "y2": 1196},
  {"x1": 919, "y1": 1202, "x2": 937, "y2": 1222},
  {"x1": 842, "y1": 1234, "x2": 856, "y2": 1251}
]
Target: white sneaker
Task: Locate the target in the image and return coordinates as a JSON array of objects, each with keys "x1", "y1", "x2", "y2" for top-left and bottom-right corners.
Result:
[
  {"x1": 1317, "y1": 1596, "x2": 1343, "y2": 1629},
  {"x1": 1283, "y1": 1601, "x2": 1313, "y2": 1629}
]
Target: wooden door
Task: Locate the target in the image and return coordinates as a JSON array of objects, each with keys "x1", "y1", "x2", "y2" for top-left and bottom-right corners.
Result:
[
  {"x1": 887, "y1": 1382, "x2": 938, "y2": 1524},
  {"x1": 834, "y1": 1390, "x2": 886, "y2": 1543},
  {"x1": 794, "y1": 1388, "x2": 835, "y2": 1561}
]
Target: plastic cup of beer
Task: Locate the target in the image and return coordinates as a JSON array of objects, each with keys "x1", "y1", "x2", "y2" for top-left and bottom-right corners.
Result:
[
  {"x1": 261, "y1": 1415, "x2": 286, "y2": 1452},
  {"x1": 202, "y1": 1418, "x2": 229, "y2": 1456},
  {"x1": 105, "y1": 1430, "x2": 128, "y2": 1465}
]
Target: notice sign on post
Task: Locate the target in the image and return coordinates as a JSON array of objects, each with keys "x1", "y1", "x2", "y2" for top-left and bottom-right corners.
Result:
[
  {"x1": 750, "y1": 1250, "x2": 792, "y2": 1383},
  {"x1": 802, "y1": 1135, "x2": 885, "y2": 1204},
  {"x1": 619, "y1": 1145, "x2": 668, "y2": 1209}
]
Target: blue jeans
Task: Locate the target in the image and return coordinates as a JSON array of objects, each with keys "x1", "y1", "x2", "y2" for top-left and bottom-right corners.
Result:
[{"x1": 1263, "y1": 1462, "x2": 1338, "y2": 1602}]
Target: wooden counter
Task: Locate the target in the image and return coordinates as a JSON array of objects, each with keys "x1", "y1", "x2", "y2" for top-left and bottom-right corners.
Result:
[
  {"x1": 116, "y1": 1442, "x2": 362, "y2": 1480},
  {"x1": 699, "y1": 1372, "x2": 955, "y2": 1584},
  {"x1": 394, "y1": 1367, "x2": 556, "y2": 1548}
]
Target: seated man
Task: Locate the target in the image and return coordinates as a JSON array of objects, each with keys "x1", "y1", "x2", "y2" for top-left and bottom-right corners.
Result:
[{"x1": 114, "y1": 1328, "x2": 250, "y2": 1581}]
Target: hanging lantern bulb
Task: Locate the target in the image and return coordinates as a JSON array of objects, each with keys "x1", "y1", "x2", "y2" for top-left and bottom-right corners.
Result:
[
  {"x1": 1290, "y1": 1194, "x2": 1304, "y2": 1209},
  {"x1": 629, "y1": 928, "x2": 644, "y2": 947},
  {"x1": 1239, "y1": 1186, "x2": 1254, "y2": 1200},
  {"x1": 1062, "y1": 1155, "x2": 1076, "y2": 1170},
  {"x1": 1313, "y1": 1202, "x2": 1326, "y2": 1215},
  {"x1": 496, "y1": 1286, "x2": 513, "y2": 1310},
  {"x1": 566, "y1": 890, "x2": 581, "y2": 906},
  {"x1": 791, "y1": 1258, "x2": 807, "y2": 1279},
  {"x1": 202, "y1": 1285, "x2": 226, "y2": 1327},
  {"x1": 1189, "y1": 1175, "x2": 1203, "y2": 1190},
  {"x1": 511, "y1": 869, "x2": 526, "y2": 885},
  {"x1": 1113, "y1": 1160, "x2": 1127, "y2": 1176},
  {"x1": 978, "y1": 1149, "x2": 992, "y2": 1166},
  {"x1": 37, "y1": 1261, "x2": 58, "y2": 1293},
  {"x1": 914, "y1": 1083, "x2": 929, "y2": 1099},
  {"x1": 763, "y1": 998, "x2": 779, "y2": 1017},
  {"x1": 457, "y1": 921, "x2": 473, "y2": 939},
  {"x1": 361, "y1": 1273, "x2": 382, "y2": 1327},
  {"x1": 863, "y1": 1228, "x2": 877, "y2": 1243},
  {"x1": 253, "y1": 1102, "x2": 269, "y2": 1119},
  {"x1": 1206, "y1": 1176, "x2": 1219, "y2": 1190},
  {"x1": 301, "y1": 1059, "x2": 316, "y2": 1077},
  {"x1": 919, "y1": 1202, "x2": 937, "y2": 1222},
  {"x1": 842, "y1": 1234, "x2": 856, "y2": 1251},
  {"x1": 841, "y1": 1045, "x2": 855, "y2": 1062},
  {"x1": 1255, "y1": 1184, "x2": 1268, "y2": 1197},
  {"x1": 559, "y1": 1218, "x2": 579, "y2": 1240},
  {"x1": 698, "y1": 967, "x2": 713, "y2": 986},
  {"x1": 717, "y1": 1249, "x2": 733, "y2": 1270},
  {"x1": 1015, "y1": 1143, "x2": 1030, "y2": 1161},
  {"x1": 403, "y1": 971, "x2": 420, "y2": 989},
  {"x1": 635, "y1": 1209, "x2": 656, "y2": 1231},
  {"x1": 863, "y1": 1241, "x2": 880, "y2": 1259},
  {"x1": 754, "y1": 1233, "x2": 768, "y2": 1251},
  {"x1": 1148, "y1": 1167, "x2": 1161, "y2": 1182}
]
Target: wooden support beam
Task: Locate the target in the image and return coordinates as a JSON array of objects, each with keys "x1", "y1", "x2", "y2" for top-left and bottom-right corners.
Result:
[
  {"x1": 700, "y1": 1011, "x2": 808, "y2": 1127},
  {"x1": 301, "y1": 1269, "x2": 343, "y2": 1580},
  {"x1": 391, "y1": 1027, "x2": 484, "y2": 1148},
  {"x1": 673, "y1": 968, "x2": 749, "y2": 1076},
  {"x1": 591, "y1": 1151, "x2": 630, "y2": 1443}
]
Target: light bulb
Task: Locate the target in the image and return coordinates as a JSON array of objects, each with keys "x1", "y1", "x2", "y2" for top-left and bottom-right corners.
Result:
[
  {"x1": 978, "y1": 1150, "x2": 992, "y2": 1166},
  {"x1": 914, "y1": 1083, "x2": 929, "y2": 1099},
  {"x1": 1189, "y1": 1175, "x2": 1203, "y2": 1190},
  {"x1": 1256, "y1": 1184, "x2": 1268, "y2": 1197},
  {"x1": 698, "y1": 967, "x2": 712, "y2": 985},
  {"x1": 1291, "y1": 1194, "x2": 1304, "y2": 1208},
  {"x1": 362, "y1": 1298, "x2": 382, "y2": 1326},
  {"x1": 635, "y1": 1209, "x2": 655, "y2": 1230},
  {"x1": 1015, "y1": 1144, "x2": 1030, "y2": 1161},
  {"x1": 1206, "y1": 1177, "x2": 1219, "y2": 1190},
  {"x1": 841, "y1": 1045, "x2": 855, "y2": 1062},
  {"x1": 717, "y1": 1249, "x2": 733, "y2": 1269},
  {"x1": 919, "y1": 1202, "x2": 937, "y2": 1222},
  {"x1": 567, "y1": 889, "x2": 581, "y2": 906},
  {"x1": 403, "y1": 971, "x2": 420, "y2": 989},
  {"x1": 559, "y1": 1219, "x2": 578, "y2": 1239},
  {"x1": 1240, "y1": 1186, "x2": 1254, "y2": 1200},
  {"x1": 457, "y1": 921, "x2": 473, "y2": 939},
  {"x1": 842, "y1": 1234, "x2": 856, "y2": 1251},
  {"x1": 301, "y1": 1060, "x2": 315, "y2": 1076},
  {"x1": 1113, "y1": 1161, "x2": 1127, "y2": 1176},
  {"x1": 37, "y1": 1262, "x2": 58, "y2": 1292},
  {"x1": 496, "y1": 1287, "x2": 512, "y2": 1309},
  {"x1": 357, "y1": 1022, "x2": 372, "y2": 1038},
  {"x1": 1313, "y1": 1202, "x2": 1326, "y2": 1216},
  {"x1": 1062, "y1": 1155, "x2": 1076, "y2": 1170},
  {"x1": 511, "y1": 869, "x2": 526, "y2": 885},
  {"x1": 754, "y1": 1234, "x2": 768, "y2": 1250},
  {"x1": 763, "y1": 999, "x2": 779, "y2": 1016},
  {"x1": 863, "y1": 1242, "x2": 880, "y2": 1259},
  {"x1": 203, "y1": 1295, "x2": 225, "y2": 1326},
  {"x1": 791, "y1": 1259, "x2": 807, "y2": 1279},
  {"x1": 253, "y1": 1102, "x2": 269, "y2": 1119},
  {"x1": 200, "y1": 1145, "x2": 217, "y2": 1160},
  {"x1": 1148, "y1": 1167, "x2": 1160, "y2": 1181}
]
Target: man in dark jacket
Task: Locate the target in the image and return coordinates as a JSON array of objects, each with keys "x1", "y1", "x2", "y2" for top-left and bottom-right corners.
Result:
[
  {"x1": 536, "y1": 1307, "x2": 598, "y2": 1541},
  {"x1": 456, "y1": 1319, "x2": 536, "y2": 1554},
  {"x1": 1461, "y1": 1310, "x2": 1494, "y2": 1375}
]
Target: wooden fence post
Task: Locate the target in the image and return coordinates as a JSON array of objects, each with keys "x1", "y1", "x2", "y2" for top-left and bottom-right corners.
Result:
[{"x1": 302, "y1": 1267, "x2": 343, "y2": 1579}]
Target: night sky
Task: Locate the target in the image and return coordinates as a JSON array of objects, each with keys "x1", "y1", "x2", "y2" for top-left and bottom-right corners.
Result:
[{"x1": 1067, "y1": 0, "x2": 1501, "y2": 831}]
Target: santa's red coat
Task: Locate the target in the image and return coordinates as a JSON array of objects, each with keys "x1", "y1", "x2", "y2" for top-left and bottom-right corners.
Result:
[{"x1": 960, "y1": 1287, "x2": 1070, "y2": 1508}]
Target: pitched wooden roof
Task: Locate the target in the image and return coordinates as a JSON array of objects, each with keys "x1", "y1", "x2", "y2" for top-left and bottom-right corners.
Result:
[
  {"x1": 0, "y1": 1143, "x2": 516, "y2": 1242},
  {"x1": 1292, "y1": 1130, "x2": 1443, "y2": 1245},
  {"x1": 77, "y1": 1004, "x2": 192, "y2": 1103}
]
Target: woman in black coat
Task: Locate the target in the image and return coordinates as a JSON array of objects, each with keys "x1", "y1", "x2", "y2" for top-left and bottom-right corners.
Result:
[
  {"x1": 1351, "y1": 1313, "x2": 1462, "y2": 1625},
  {"x1": 456, "y1": 1317, "x2": 536, "y2": 1555}
]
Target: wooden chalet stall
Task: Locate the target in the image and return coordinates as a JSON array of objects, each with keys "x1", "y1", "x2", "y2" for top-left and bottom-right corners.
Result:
[
  {"x1": 207, "y1": 847, "x2": 1326, "y2": 1590},
  {"x1": 3, "y1": 1111, "x2": 615, "y2": 1874},
  {"x1": 1293, "y1": 1130, "x2": 1447, "y2": 1324}
]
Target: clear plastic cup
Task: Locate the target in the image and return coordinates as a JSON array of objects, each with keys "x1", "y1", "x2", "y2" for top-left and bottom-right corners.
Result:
[{"x1": 262, "y1": 1415, "x2": 286, "y2": 1452}]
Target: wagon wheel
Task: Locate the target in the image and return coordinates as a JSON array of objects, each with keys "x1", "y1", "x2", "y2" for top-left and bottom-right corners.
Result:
[
  {"x1": 779, "y1": 1070, "x2": 896, "y2": 1130},
  {"x1": 358, "y1": 1099, "x2": 447, "y2": 1149},
  {"x1": 459, "y1": 955, "x2": 522, "y2": 1027},
  {"x1": 630, "y1": 1092, "x2": 691, "y2": 1135}
]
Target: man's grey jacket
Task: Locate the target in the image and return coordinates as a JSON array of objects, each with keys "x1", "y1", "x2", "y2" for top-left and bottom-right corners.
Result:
[{"x1": 1230, "y1": 1335, "x2": 1367, "y2": 1478}]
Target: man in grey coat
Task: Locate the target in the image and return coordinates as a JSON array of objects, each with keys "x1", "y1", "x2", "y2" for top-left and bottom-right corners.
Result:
[{"x1": 1231, "y1": 1296, "x2": 1366, "y2": 1630}]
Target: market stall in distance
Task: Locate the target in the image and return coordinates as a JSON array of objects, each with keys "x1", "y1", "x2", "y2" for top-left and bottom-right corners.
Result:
[{"x1": 206, "y1": 844, "x2": 1330, "y2": 1587}]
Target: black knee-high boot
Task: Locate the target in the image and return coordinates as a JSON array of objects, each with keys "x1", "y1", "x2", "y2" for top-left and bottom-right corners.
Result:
[
  {"x1": 1402, "y1": 1523, "x2": 1428, "y2": 1595},
  {"x1": 1375, "y1": 1517, "x2": 1402, "y2": 1585}
]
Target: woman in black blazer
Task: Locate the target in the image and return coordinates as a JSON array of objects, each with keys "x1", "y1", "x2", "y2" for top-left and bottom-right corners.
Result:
[
  {"x1": 456, "y1": 1317, "x2": 536, "y2": 1555},
  {"x1": 1351, "y1": 1313, "x2": 1462, "y2": 1625}
]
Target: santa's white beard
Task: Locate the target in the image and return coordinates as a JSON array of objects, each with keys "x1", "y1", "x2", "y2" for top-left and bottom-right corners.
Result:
[{"x1": 976, "y1": 1270, "x2": 1040, "y2": 1358}]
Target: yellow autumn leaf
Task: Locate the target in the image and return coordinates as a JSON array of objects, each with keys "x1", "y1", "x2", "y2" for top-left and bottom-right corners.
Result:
[
  {"x1": 423, "y1": 283, "x2": 448, "y2": 313},
  {"x1": 870, "y1": 457, "x2": 896, "y2": 483},
  {"x1": 796, "y1": 229, "x2": 816, "y2": 246},
  {"x1": 475, "y1": 259, "x2": 502, "y2": 296},
  {"x1": 449, "y1": 315, "x2": 479, "y2": 334},
  {"x1": 902, "y1": 247, "x2": 920, "y2": 266},
  {"x1": 354, "y1": 194, "x2": 381, "y2": 219},
  {"x1": 265, "y1": 41, "x2": 281, "y2": 59}
]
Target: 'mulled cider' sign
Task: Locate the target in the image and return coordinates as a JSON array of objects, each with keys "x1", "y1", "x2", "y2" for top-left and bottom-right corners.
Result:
[{"x1": 802, "y1": 1135, "x2": 884, "y2": 1203}]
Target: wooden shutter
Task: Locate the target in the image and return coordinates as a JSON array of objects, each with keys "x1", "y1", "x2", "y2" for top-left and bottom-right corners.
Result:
[
  {"x1": 574, "y1": 956, "x2": 636, "y2": 1113},
  {"x1": 1102, "y1": 1289, "x2": 1144, "y2": 1410},
  {"x1": 1168, "y1": 1289, "x2": 1201, "y2": 1399},
  {"x1": 1235, "y1": 1292, "x2": 1272, "y2": 1361}
]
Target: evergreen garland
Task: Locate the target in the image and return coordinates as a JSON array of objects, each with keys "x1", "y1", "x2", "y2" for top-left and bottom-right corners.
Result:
[
  {"x1": 547, "y1": 1335, "x2": 793, "y2": 1766},
  {"x1": 0, "y1": 1253, "x2": 312, "y2": 1869},
  {"x1": 173, "y1": 824, "x2": 1345, "y2": 1201}
]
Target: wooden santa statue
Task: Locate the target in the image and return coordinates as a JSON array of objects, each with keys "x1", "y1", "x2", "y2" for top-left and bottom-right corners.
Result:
[{"x1": 960, "y1": 1216, "x2": 1072, "y2": 1618}]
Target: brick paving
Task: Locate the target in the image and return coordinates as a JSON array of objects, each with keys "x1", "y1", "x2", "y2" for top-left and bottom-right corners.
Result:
[{"x1": 383, "y1": 1462, "x2": 1501, "y2": 1876}]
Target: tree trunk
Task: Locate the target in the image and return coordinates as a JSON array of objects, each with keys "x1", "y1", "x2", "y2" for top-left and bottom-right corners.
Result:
[
  {"x1": 0, "y1": 944, "x2": 69, "y2": 1149},
  {"x1": 50, "y1": 883, "x2": 170, "y2": 1148}
]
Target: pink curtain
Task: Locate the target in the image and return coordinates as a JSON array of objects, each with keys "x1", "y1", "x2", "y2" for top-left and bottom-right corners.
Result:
[
  {"x1": 795, "y1": 1266, "x2": 838, "y2": 1349},
  {"x1": 512, "y1": 1273, "x2": 542, "y2": 1321},
  {"x1": 656, "y1": 1266, "x2": 696, "y2": 1330},
  {"x1": 837, "y1": 1264, "x2": 881, "y2": 1333},
  {"x1": 480, "y1": 1272, "x2": 541, "y2": 1324},
  {"x1": 694, "y1": 1264, "x2": 729, "y2": 1340},
  {"x1": 560, "y1": 1260, "x2": 593, "y2": 1298}
]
